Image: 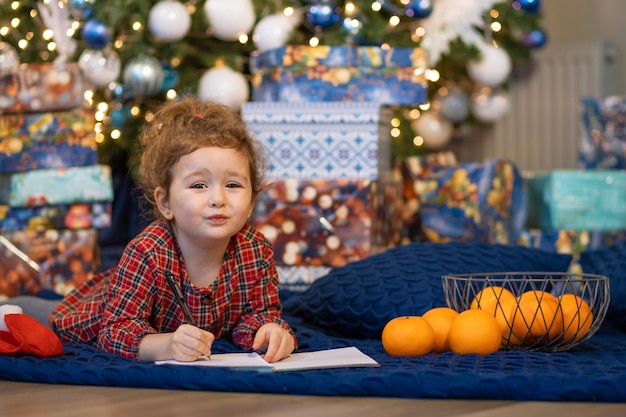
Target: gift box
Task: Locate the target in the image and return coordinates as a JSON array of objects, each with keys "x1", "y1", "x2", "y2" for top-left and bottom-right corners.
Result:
[
  {"x1": 0, "y1": 228, "x2": 99, "y2": 298},
  {"x1": 579, "y1": 96, "x2": 626, "y2": 170},
  {"x1": 525, "y1": 170, "x2": 626, "y2": 231},
  {"x1": 250, "y1": 45, "x2": 428, "y2": 105},
  {"x1": 249, "y1": 178, "x2": 403, "y2": 267},
  {"x1": 242, "y1": 101, "x2": 392, "y2": 180},
  {"x1": 418, "y1": 159, "x2": 527, "y2": 244},
  {"x1": 393, "y1": 152, "x2": 459, "y2": 243},
  {"x1": 519, "y1": 229, "x2": 626, "y2": 256},
  {"x1": 0, "y1": 108, "x2": 97, "y2": 173},
  {"x1": 0, "y1": 164, "x2": 113, "y2": 208},
  {"x1": 0, "y1": 63, "x2": 86, "y2": 115},
  {"x1": 0, "y1": 202, "x2": 112, "y2": 232},
  {"x1": 276, "y1": 266, "x2": 331, "y2": 290}
]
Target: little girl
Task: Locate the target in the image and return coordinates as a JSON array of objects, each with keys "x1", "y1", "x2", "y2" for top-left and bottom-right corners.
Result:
[{"x1": 40, "y1": 96, "x2": 295, "y2": 362}]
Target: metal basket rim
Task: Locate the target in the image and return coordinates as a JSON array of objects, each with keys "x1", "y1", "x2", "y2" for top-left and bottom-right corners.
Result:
[{"x1": 442, "y1": 272, "x2": 609, "y2": 281}]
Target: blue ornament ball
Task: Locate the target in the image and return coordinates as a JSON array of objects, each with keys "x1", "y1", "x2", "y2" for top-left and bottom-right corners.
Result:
[
  {"x1": 306, "y1": 0, "x2": 341, "y2": 30},
  {"x1": 407, "y1": 0, "x2": 434, "y2": 19},
  {"x1": 523, "y1": 29, "x2": 548, "y2": 48},
  {"x1": 160, "y1": 64, "x2": 180, "y2": 92},
  {"x1": 437, "y1": 87, "x2": 470, "y2": 124},
  {"x1": 516, "y1": 0, "x2": 541, "y2": 14},
  {"x1": 82, "y1": 18, "x2": 111, "y2": 49},
  {"x1": 110, "y1": 105, "x2": 131, "y2": 129}
]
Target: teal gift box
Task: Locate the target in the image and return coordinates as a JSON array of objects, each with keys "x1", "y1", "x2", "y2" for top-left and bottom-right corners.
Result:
[
  {"x1": 0, "y1": 164, "x2": 113, "y2": 208},
  {"x1": 525, "y1": 170, "x2": 626, "y2": 231},
  {"x1": 250, "y1": 45, "x2": 428, "y2": 105}
]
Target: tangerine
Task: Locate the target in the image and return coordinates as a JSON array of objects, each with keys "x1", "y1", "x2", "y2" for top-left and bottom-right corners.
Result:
[
  {"x1": 493, "y1": 295, "x2": 523, "y2": 347},
  {"x1": 470, "y1": 285, "x2": 516, "y2": 316},
  {"x1": 422, "y1": 307, "x2": 459, "y2": 353},
  {"x1": 511, "y1": 290, "x2": 564, "y2": 346},
  {"x1": 559, "y1": 294, "x2": 594, "y2": 343},
  {"x1": 448, "y1": 309, "x2": 502, "y2": 355},
  {"x1": 381, "y1": 316, "x2": 435, "y2": 357}
]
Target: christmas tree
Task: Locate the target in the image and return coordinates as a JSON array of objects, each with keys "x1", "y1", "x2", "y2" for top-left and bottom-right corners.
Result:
[{"x1": 0, "y1": 0, "x2": 545, "y2": 171}]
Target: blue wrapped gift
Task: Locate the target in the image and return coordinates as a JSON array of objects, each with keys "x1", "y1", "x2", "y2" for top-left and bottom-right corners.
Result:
[
  {"x1": 580, "y1": 96, "x2": 626, "y2": 170},
  {"x1": 418, "y1": 159, "x2": 527, "y2": 244},
  {"x1": 0, "y1": 108, "x2": 97, "y2": 173},
  {"x1": 0, "y1": 202, "x2": 112, "y2": 232},
  {"x1": 242, "y1": 101, "x2": 392, "y2": 180},
  {"x1": 250, "y1": 45, "x2": 428, "y2": 105},
  {"x1": 525, "y1": 170, "x2": 626, "y2": 231},
  {"x1": 519, "y1": 229, "x2": 626, "y2": 256}
]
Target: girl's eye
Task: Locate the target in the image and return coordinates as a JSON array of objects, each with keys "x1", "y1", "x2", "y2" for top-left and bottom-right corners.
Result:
[
  {"x1": 226, "y1": 182, "x2": 242, "y2": 189},
  {"x1": 191, "y1": 183, "x2": 207, "y2": 189}
]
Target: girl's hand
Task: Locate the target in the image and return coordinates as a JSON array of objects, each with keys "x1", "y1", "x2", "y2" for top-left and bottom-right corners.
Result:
[
  {"x1": 170, "y1": 324, "x2": 214, "y2": 361},
  {"x1": 252, "y1": 322, "x2": 295, "y2": 363}
]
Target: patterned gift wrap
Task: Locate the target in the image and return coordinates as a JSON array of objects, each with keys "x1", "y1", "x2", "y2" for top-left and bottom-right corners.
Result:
[
  {"x1": 0, "y1": 108, "x2": 97, "y2": 173},
  {"x1": 579, "y1": 96, "x2": 626, "y2": 170},
  {"x1": 250, "y1": 45, "x2": 428, "y2": 105},
  {"x1": 0, "y1": 228, "x2": 99, "y2": 298},
  {"x1": 418, "y1": 159, "x2": 527, "y2": 244},
  {"x1": 250, "y1": 178, "x2": 403, "y2": 267},
  {"x1": 0, "y1": 202, "x2": 112, "y2": 232},
  {"x1": 0, "y1": 164, "x2": 113, "y2": 208},
  {"x1": 0, "y1": 63, "x2": 86, "y2": 115},
  {"x1": 276, "y1": 266, "x2": 331, "y2": 290},
  {"x1": 525, "y1": 170, "x2": 626, "y2": 231},
  {"x1": 242, "y1": 101, "x2": 392, "y2": 180},
  {"x1": 519, "y1": 229, "x2": 626, "y2": 257},
  {"x1": 393, "y1": 152, "x2": 459, "y2": 243}
]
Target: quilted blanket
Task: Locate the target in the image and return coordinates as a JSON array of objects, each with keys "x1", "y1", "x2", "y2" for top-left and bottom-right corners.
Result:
[{"x1": 2, "y1": 241, "x2": 626, "y2": 402}]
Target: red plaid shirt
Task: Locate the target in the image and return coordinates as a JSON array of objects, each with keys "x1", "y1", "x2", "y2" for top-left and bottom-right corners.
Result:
[{"x1": 50, "y1": 221, "x2": 296, "y2": 359}]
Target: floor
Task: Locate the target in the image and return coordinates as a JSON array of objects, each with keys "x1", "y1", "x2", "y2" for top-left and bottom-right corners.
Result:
[{"x1": 1, "y1": 381, "x2": 626, "y2": 417}]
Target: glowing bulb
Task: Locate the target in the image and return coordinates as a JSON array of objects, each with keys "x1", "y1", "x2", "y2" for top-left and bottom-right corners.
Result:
[
  {"x1": 132, "y1": 21, "x2": 142, "y2": 31},
  {"x1": 111, "y1": 129, "x2": 121, "y2": 140},
  {"x1": 391, "y1": 128, "x2": 401, "y2": 138},
  {"x1": 309, "y1": 37, "x2": 320, "y2": 47},
  {"x1": 389, "y1": 16, "x2": 400, "y2": 26},
  {"x1": 425, "y1": 69, "x2": 440, "y2": 82},
  {"x1": 371, "y1": 1, "x2": 382, "y2": 12},
  {"x1": 491, "y1": 22, "x2": 502, "y2": 32},
  {"x1": 391, "y1": 117, "x2": 401, "y2": 127},
  {"x1": 413, "y1": 136, "x2": 424, "y2": 147}
]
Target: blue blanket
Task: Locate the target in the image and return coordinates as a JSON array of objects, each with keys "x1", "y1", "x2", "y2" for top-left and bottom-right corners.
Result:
[{"x1": 2, "y1": 241, "x2": 626, "y2": 401}]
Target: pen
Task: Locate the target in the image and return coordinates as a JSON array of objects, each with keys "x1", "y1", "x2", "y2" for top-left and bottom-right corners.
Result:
[{"x1": 165, "y1": 273, "x2": 211, "y2": 360}]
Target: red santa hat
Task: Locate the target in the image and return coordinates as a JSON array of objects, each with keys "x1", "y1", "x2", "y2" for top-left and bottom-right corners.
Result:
[{"x1": 0, "y1": 304, "x2": 63, "y2": 358}]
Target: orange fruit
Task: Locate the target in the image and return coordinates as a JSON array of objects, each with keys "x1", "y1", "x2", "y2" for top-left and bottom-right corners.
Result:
[
  {"x1": 559, "y1": 294, "x2": 594, "y2": 343},
  {"x1": 422, "y1": 307, "x2": 459, "y2": 353},
  {"x1": 493, "y1": 296, "x2": 523, "y2": 347},
  {"x1": 511, "y1": 290, "x2": 564, "y2": 345},
  {"x1": 470, "y1": 285, "x2": 516, "y2": 316},
  {"x1": 448, "y1": 309, "x2": 502, "y2": 355},
  {"x1": 381, "y1": 316, "x2": 435, "y2": 357}
]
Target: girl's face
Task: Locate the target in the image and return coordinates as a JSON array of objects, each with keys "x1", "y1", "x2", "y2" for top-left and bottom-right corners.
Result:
[{"x1": 155, "y1": 146, "x2": 254, "y2": 248}]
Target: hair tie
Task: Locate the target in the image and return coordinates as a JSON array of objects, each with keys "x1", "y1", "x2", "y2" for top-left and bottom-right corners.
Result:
[{"x1": 193, "y1": 113, "x2": 204, "y2": 119}]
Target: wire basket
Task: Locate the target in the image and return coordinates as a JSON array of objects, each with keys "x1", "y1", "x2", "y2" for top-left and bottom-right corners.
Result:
[{"x1": 442, "y1": 272, "x2": 610, "y2": 352}]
